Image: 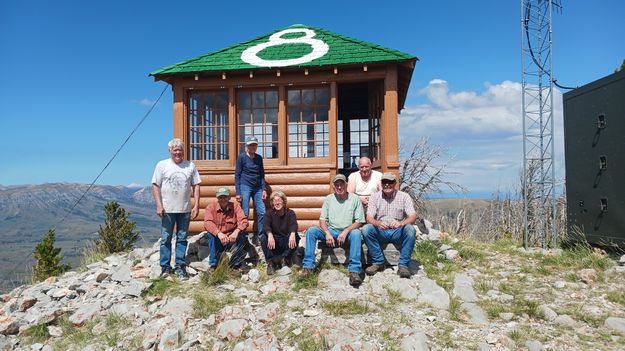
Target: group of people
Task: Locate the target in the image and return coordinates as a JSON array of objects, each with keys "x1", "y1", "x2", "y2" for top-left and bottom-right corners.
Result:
[{"x1": 152, "y1": 137, "x2": 417, "y2": 286}]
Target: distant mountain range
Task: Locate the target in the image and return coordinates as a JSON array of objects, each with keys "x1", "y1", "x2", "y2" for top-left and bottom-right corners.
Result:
[{"x1": 0, "y1": 183, "x2": 160, "y2": 292}]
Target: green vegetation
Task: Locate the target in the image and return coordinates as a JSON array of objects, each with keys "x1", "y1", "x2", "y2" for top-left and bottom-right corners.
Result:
[
  {"x1": 321, "y1": 299, "x2": 369, "y2": 316},
  {"x1": 32, "y1": 229, "x2": 71, "y2": 282},
  {"x1": 384, "y1": 286, "x2": 404, "y2": 305},
  {"x1": 291, "y1": 272, "x2": 319, "y2": 292},
  {"x1": 511, "y1": 298, "x2": 543, "y2": 319},
  {"x1": 266, "y1": 292, "x2": 291, "y2": 305},
  {"x1": 448, "y1": 296, "x2": 463, "y2": 321},
  {"x1": 480, "y1": 299, "x2": 507, "y2": 319},
  {"x1": 52, "y1": 314, "x2": 131, "y2": 350},
  {"x1": 539, "y1": 242, "x2": 613, "y2": 271},
  {"x1": 95, "y1": 201, "x2": 140, "y2": 254},
  {"x1": 607, "y1": 291, "x2": 625, "y2": 306},
  {"x1": 21, "y1": 323, "x2": 50, "y2": 344},
  {"x1": 193, "y1": 292, "x2": 236, "y2": 318},
  {"x1": 143, "y1": 277, "x2": 185, "y2": 298},
  {"x1": 200, "y1": 255, "x2": 236, "y2": 286},
  {"x1": 296, "y1": 329, "x2": 327, "y2": 351}
]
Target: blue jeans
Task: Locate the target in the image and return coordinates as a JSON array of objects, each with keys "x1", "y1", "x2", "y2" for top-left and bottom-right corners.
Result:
[
  {"x1": 160, "y1": 212, "x2": 190, "y2": 268},
  {"x1": 303, "y1": 226, "x2": 362, "y2": 273},
  {"x1": 206, "y1": 232, "x2": 248, "y2": 268},
  {"x1": 361, "y1": 224, "x2": 416, "y2": 268},
  {"x1": 239, "y1": 184, "x2": 265, "y2": 238}
]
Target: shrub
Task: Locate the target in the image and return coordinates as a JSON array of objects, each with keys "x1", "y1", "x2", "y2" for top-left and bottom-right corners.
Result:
[
  {"x1": 95, "y1": 201, "x2": 139, "y2": 254},
  {"x1": 32, "y1": 229, "x2": 70, "y2": 282}
]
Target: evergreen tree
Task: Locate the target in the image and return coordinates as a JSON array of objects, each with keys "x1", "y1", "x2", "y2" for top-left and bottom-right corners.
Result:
[
  {"x1": 95, "y1": 201, "x2": 140, "y2": 254},
  {"x1": 32, "y1": 229, "x2": 70, "y2": 282}
]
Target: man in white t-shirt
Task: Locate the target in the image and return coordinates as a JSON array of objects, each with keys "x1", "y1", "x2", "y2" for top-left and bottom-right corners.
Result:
[
  {"x1": 347, "y1": 157, "x2": 382, "y2": 209},
  {"x1": 152, "y1": 138, "x2": 201, "y2": 280}
]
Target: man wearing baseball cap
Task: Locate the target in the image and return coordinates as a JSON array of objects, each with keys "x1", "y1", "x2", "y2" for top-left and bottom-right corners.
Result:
[
  {"x1": 302, "y1": 173, "x2": 366, "y2": 286},
  {"x1": 235, "y1": 136, "x2": 267, "y2": 245},
  {"x1": 361, "y1": 172, "x2": 417, "y2": 278},
  {"x1": 204, "y1": 186, "x2": 249, "y2": 270}
]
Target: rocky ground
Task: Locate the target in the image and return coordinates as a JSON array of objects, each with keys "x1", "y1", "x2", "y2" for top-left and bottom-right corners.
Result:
[{"x1": 1, "y1": 229, "x2": 625, "y2": 351}]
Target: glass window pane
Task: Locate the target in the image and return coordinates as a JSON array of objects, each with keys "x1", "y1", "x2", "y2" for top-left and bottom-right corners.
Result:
[
  {"x1": 306, "y1": 142, "x2": 315, "y2": 157},
  {"x1": 302, "y1": 89, "x2": 314, "y2": 105},
  {"x1": 302, "y1": 107, "x2": 314, "y2": 122},
  {"x1": 239, "y1": 110, "x2": 251, "y2": 125},
  {"x1": 288, "y1": 90, "x2": 300, "y2": 106},
  {"x1": 266, "y1": 108, "x2": 278, "y2": 124},
  {"x1": 351, "y1": 131, "x2": 360, "y2": 144},
  {"x1": 216, "y1": 92, "x2": 228, "y2": 108},
  {"x1": 317, "y1": 109, "x2": 328, "y2": 122},
  {"x1": 350, "y1": 119, "x2": 360, "y2": 129},
  {"x1": 252, "y1": 108, "x2": 264, "y2": 123},
  {"x1": 237, "y1": 91, "x2": 251, "y2": 108},
  {"x1": 266, "y1": 90, "x2": 278, "y2": 107},
  {"x1": 252, "y1": 91, "x2": 264, "y2": 107},
  {"x1": 239, "y1": 126, "x2": 247, "y2": 143},
  {"x1": 315, "y1": 88, "x2": 329, "y2": 105},
  {"x1": 289, "y1": 144, "x2": 298, "y2": 157},
  {"x1": 288, "y1": 108, "x2": 300, "y2": 122}
]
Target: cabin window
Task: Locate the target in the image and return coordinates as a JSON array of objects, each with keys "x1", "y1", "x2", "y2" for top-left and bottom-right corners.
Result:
[
  {"x1": 287, "y1": 87, "x2": 330, "y2": 158},
  {"x1": 237, "y1": 90, "x2": 279, "y2": 159},
  {"x1": 188, "y1": 91, "x2": 229, "y2": 160}
]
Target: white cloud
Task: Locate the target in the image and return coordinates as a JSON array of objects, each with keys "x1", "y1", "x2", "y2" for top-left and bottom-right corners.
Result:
[
  {"x1": 399, "y1": 79, "x2": 565, "y2": 194},
  {"x1": 132, "y1": 98, "x2": 157, "y2": 106}
]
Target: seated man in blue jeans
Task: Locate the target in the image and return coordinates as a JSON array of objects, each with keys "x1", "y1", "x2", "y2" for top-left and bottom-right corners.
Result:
[
  {"x1": 204, "y1": 187, "x2": 249, "y2": 270},
  {"x1": 302, "y1": 174, "x2": 365, "y2": 287},
  {"x1": 361, "y1": 173, "x2": 417, "y2": 278}
]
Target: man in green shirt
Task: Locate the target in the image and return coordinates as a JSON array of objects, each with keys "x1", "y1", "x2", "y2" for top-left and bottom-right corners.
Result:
[{"x1": 302, "y1": 174, "x2": 365, "y2": 286}]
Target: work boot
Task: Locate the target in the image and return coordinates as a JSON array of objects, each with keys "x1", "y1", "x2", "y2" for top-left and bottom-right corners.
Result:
[
  {"x1": 349, "y1": 272, "x2": 362, "y2": 287},
  {"x1": 365, "y1": 264, "x2": 384, "y2": 276},
  {"x1": 397, "y1": 266, "x2": 411, "y2": 279}
]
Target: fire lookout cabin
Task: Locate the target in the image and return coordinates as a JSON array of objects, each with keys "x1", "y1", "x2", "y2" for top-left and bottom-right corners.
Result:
[{"x1": 150, "y1": 24, "x2": 417, "y2": 234}]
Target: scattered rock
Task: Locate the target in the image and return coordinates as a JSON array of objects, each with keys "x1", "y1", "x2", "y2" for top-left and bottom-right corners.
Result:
[
  {"x1": 417, "y1": 277, "x2": 450, "y2": 310},
  {"x1": 69, "y1": 303, "x2": 101, "y2": 326},
  {"x1": 577, "y1": 268, "x2": 597, "y2": 284},
  {"x1": 554, "y1": 314, "x2": 577, "y2": 328},
  {"x1": 248, "y1": 269, "x2": 261, "y2": 283},
  {"x1": 216, "y1": 319, "x2": 247, "y2": 341},
  {"x1": 605, "y1": 317, "x2": 625, "y2": 335},
  {"x1": 233, "y1": 332, "x2": 279, "y2": 351},
  {"x1": 539, "y1": 305, "x2": 558, "y2": 322},
  {"x1": 400, "y1": 331, "x2": 429, "y2": 351},
  {"x1": 111, "y1": 264, "x2": 132, "y2": 282},
  {"x1": 525, "y1": 339, "x2": 543, "y2": 351},
  {"x1": 461, "y1": 302, "x2": 488, "y2": 325},
  {"x1": 453, "y1": 273, "x2": 477, "y2": 302},
  {"x1": 158, "y1": 328, "x2": 179, "y2": 351}
]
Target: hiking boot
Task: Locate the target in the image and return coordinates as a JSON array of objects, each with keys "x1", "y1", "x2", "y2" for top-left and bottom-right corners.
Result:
[
  {"x1": 283, "y1": 255, "x2": 292, "y2": 267},
  {"x1": 397, "y1": 266, "x2": 411, "y2": 279},
  {"x1": 365, "y1": 264, "x2": 384, "y2": 276},
  {"x1": 266, "y1": 261, "x2": 275, "y2": 276},
  {"x1": 349, "y1": 272, "x2": 362, "y2": 287},
  {"x1": 174, "y1": 267, "x2": 189, "y2": 281},
  {"x1": 160, "y1": 266, "x2": 172, "y2": 277}
]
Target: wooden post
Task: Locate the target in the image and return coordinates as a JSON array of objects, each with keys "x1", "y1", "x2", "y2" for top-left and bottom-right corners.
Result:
[
  {"x1": 228, "y1": 87, "x2": 236, "y2": 166},
  {"x1": 173, "y1": 84, "x2": 185, "y2": 155},
  {"x1": 329, "y1": 82, "x2": 338, "y2": 170},
  {"x1": 278, "y1": 85, "x2": 287, "y2": 165},
  {"x1": 382, "y1": 65, "x2": 399, "y2": 174}
]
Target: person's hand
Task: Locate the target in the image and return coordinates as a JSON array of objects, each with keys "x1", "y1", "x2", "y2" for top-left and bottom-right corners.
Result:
[
  {"x1": 288, "y1": 233, "x2": 297, "y2": 249},
  {"x1": 262, "y1": 190, "x2": 267, "y2": 200},
  {"x1": 325, "y1": 233, "x2": 335, "y2": 247},
  {"x1": 361, "y1": 196, "x2": 369, "y2": 207},
  {"x1": 389, "y1": 220, "x2": 401, "y2": 229},
  {"x1": 228, "y1": 232, "x2": 239, "y2": 243},
  {"x1": 191, "y1": 207, "x2": 199, "y2": 220},
  {"x1": 268, "y1": 233, "x2": 275, "y2": 250},
  {"x1": 378, "y1": 220, "x2": 389, "y2": 230},
  {"x1": 217, "y1": 232, "x2": 228, "y2": 245},
  {"x1": 236, "y1": 194, "x2": 242, "y2": 202},
  {"x1": 156, "y1": 205, "x2": 164, "y2": 217},
  {"x1": 337, "y1": 230, "x2": 348, "y2": 246}
]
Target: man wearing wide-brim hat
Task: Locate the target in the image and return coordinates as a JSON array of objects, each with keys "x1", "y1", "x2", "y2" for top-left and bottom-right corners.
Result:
[
  {"x1": 204, "y1": 186, "x2": 249, "y2": 270},
  {"x1": 301, "y1": 173, "x2": 366, "y2": 287},
  {"x1": 361, "y1": 172, "x2": 417, "y2": 278}
]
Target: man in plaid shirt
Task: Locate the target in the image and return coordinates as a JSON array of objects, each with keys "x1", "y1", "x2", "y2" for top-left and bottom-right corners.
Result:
[{"x1": 361, "y1": 172, "x2": 417, "y2": 278}]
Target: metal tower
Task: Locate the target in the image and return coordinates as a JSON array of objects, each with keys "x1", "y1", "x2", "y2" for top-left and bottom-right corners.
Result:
[{"x1": 521, "y1": 0, "x2": 558, "y2": 248}]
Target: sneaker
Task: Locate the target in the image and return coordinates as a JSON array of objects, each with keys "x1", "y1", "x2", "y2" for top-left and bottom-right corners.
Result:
[
  {"x1": 365, "y1": 264, "x2": 384, "y2": 276},
  {"x1": 397, "y1": 266, "x2": 411, "y2": 279},
  {"x1": 160, "y1": 266, "x2": 172, "y2": 277},
  {"x1": 349, "y1": 272, "x2": 362, "y2": 286},
  {"x1": 174, "y1": 267, "x2": 189, "y2": 280},
  {"x1": 266, "y1": 261, "x2": 275, "y2": 276}
]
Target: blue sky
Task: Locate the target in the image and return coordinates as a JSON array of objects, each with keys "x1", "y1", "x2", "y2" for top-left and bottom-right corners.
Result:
[{"x1": 1, "y1": 0, "x2": 623, "y2": 197}]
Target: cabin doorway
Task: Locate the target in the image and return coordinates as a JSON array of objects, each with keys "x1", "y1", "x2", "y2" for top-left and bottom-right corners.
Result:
[{"x1": 337, "y1": 81, "x2": 384, "y2": 177}]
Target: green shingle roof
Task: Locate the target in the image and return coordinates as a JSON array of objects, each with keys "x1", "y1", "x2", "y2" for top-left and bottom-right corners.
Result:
[{"x1": 150, "y1": 24, "x2": 416, "y2": 76}]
